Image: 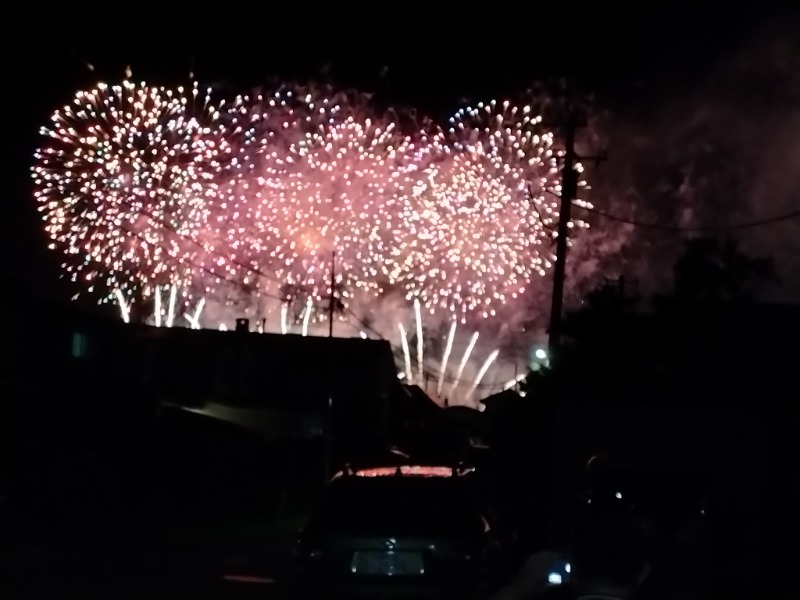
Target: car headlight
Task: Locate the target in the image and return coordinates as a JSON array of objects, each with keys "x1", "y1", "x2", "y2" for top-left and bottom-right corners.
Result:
[{"x1": 548, "y1": 572, "x2": 563, "y2": 585}]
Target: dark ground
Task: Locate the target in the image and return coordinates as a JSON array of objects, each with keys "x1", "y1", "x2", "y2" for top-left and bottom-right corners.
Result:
[
  {"x1": 0, "y1": 387, "x2": 312, "y2": 599},
  {"x1": 4, "y1": 534, "x2": 292, "y2": 599},
  {"x1": 2, "y1": 329, "x2": 793, "y2": 599}
]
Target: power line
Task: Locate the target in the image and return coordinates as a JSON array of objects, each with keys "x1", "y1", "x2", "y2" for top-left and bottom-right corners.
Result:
[
  {"x1": 115, "y1": 201, "x2": 499, "y2": 388},
  {"x1": 575, "y1": 203, "x2": 800, "y2": 232},
  {"x1": 116, "y1": 223, "x2": 288, "y2": 305},
  {"x1": 542, "y1": 184, "x2": 800, "y2": 232},
  {"x1": 118, "y1": 222, "x2": 503, "y2": 389},
  {"x1": 135, "y1": 214, "x2": 502, "y2": 380},
  {"x1": 114, "y1": 198, "x2": 289, "y2": 290}
]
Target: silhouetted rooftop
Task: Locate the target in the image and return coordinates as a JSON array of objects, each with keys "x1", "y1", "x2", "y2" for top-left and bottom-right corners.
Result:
[{"x1": 132, "y1": 325, "x2": 400, "y2": 412}]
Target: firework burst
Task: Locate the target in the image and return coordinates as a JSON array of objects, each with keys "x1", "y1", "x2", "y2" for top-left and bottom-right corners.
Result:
[
  {"x1": 386, "y1": 100, "x2": 580, "y2": 317},
  {"x1": 207, "y1": 86, "x2": 386, "y2": 301},
  {"x1": 31, "y1": 79, "x2": 604, "y2": 404},
  {"x1": 32, "y1": 79, "x2": 592, "y2": 327},
  {"x1": 32, "y1": 80, "x2": 235, "y2": 301},
  {"x1": 256, "y1": 105, "x2": 416, "y2": 302}
]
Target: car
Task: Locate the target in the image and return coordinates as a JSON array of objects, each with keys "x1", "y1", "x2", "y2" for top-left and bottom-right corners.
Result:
[{"x1": 292, "y1": 464, "x2": 493, "y2": 599}]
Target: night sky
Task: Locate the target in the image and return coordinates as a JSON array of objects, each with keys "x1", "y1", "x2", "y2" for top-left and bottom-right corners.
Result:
[{"x1": 4, "y1": 2, "x2": 797, "y2": 302}]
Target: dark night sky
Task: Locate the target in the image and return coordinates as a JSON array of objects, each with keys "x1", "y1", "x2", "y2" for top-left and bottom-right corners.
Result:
[{"x1": 4, "y1": 2, "x2": 797, "y2": 301}]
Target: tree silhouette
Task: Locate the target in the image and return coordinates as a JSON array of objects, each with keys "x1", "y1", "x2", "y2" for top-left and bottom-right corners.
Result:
[
  {"x1": 669, "y1": 237, "x2": 777, "y2": 306},
  {"x1": 532, "y1": 236, "x2": 781, "y2": 404}
]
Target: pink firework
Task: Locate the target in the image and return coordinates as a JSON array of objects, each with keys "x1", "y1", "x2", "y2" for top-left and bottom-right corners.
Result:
[
  {"x1": 32, "y1": 80, "x2": 592, "y2": 325},
  {"x1": 387, "y1": 100, "x2": 574, "y2": 318},
  {"x1": 31, "y1": 80, "x2": 235, "y2": 301}
]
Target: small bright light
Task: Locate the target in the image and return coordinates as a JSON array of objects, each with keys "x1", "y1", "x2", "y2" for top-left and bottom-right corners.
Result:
[
  {"x1": 565, "y1": 562, "x2": 571, "y2": 574},
  {"x1": 548, "y1": 572, "x2": 562, "y2": 585},
  {"x1": 535, "y1": 348, "x2": 547, "y2": 360},
  {"x1": 615, "y1": 492, "x2": 623, "y2": 499}
]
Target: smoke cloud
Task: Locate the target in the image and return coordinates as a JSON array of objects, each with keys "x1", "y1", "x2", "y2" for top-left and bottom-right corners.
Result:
[{"x1": 583, "y1": 19, "x2": 800, "y2": 301}]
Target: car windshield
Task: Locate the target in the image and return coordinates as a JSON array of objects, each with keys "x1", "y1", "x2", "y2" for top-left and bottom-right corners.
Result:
[{"x1": 307, "y1": 475, "x2": 484, "y2": 537}]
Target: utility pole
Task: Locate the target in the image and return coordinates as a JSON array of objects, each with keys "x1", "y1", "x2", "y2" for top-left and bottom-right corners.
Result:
[
  {"x1": 548, "y1": 113, "x2": 579, "y2": 356},
  {"x1": 323, "y1": 251, "x2": 335, "y2": 483},
  {"x1": 547, "y1": 103, "x2": 605, "y2": 357}
]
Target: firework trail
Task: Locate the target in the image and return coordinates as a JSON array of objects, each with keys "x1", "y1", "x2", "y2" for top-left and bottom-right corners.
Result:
[
  {"x1": 398, "y1": 323, "x2": 413, "y2": 381},
  {"x1": 114, "y1": 289, "x2": 131, "y2": 323},
  {"x1": 186, "y1": 297, "x2": 205, "y2": 329},
  {"x1": 414, "y1": 298, "x2": 424, "y2": 385},
  {"x1": 447, "y1": 332, "x2": 480, "y2": 401},
  {"x1": 466, "y1": 349, "x2": 500, "y2": 401},
  {"x1": 437, "y1": 319, "x2": 458, "y2": 397}
]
